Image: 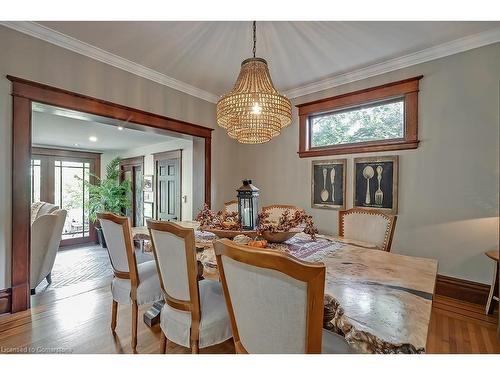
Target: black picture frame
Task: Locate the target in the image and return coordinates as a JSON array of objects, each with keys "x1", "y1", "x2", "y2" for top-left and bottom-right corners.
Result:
[
  {"x1": 311, "y1": 159, "x2": 346, "y2": 210},
  {"x1": 353, "y1": 156, "x2": 398, "y2": 214}
]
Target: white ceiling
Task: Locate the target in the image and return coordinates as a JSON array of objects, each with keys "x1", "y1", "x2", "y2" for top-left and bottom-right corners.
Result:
[
  {"x1": 34, "y1": 21, "x2": 500, "y2": 97},
  {"x1": 32, "y1": 104, "x2": 178, "y2": 152}
]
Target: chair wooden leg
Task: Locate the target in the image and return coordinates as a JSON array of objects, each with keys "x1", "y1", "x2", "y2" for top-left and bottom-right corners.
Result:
[
  {"x1": 131, "y1": 301, "x2": 138, "y2": 352},
  {"x1": 111, "y1": 300, "x2": 118, "y2": 332},
  {"x1": 191, "y1": 340, "x2": 199, "y2": 354},
  {"x1": 486, "y1": 263, "x2": 498, "y2": 315},
  {"x1": 160, "y1": 331, "x2": 167, "y2": 354}
]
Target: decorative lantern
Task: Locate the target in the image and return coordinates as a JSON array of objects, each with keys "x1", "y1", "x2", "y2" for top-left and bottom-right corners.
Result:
[{"x1": 237, "y1": 179, "x2": 259, "y2": 230}]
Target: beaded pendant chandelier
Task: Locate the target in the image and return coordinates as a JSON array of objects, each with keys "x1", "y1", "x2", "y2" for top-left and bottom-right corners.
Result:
[{"x1": 216, "y1": 22, "x2": 292, "y2": 144}]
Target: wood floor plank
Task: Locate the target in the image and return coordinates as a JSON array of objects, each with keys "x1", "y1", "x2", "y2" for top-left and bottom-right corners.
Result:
[
  {"x1": 467, "y1": 322, "x2": 481, "y2": 354},
  {"x1": 481, "y1": 326, "x2": 495, "y2": 353},
  {"x1": 432, "y1": 306, "x2": 497, "y2": 328},
  {"x1": 449, "y1": 316, "x2": 458, "y2": 353},
  {"x1": 459, "y1": 318, "x2": 471, "y2": 353},
  {"x1": 432, "y1": 300, "x2": 498, "y2": 324},
  {"x1": 441, "y1": 314, "x2": 451, "y2": 353},
  {"x1": 427, "y1": 313, "x2": 438, "y2": 352}
]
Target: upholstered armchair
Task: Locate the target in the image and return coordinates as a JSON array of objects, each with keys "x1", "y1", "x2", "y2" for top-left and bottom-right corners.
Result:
[
  {"x1": 30, "y1": 202, "x2": 67, "y2": 292},
  {"x1": 338, "y1": 208, "x2": 397, "y2": 252},
  {"x1": 214, "y1": 238, "x2": 355, "y2": 354}
]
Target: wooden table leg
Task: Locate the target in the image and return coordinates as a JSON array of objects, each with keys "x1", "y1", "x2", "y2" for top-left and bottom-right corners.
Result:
[{"x1": 486, "y1": 262, "x2": 499, "y2": 315}]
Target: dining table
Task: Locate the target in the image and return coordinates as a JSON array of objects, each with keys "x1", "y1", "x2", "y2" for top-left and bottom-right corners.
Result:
[{"x1": 132, "y1": 221, "x2": 438, "y2": 354}]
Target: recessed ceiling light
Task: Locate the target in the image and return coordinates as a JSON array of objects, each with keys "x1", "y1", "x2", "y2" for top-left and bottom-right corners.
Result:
[
  {"x1": 117, "y1": 126, "x2": 124, "y2": 131},
  {"x1": 89, "y1": 136, "x2": 98, "y2": 142}
]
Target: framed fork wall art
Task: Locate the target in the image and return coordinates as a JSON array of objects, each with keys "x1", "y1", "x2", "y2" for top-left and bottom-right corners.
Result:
[
  {"x1": 311, "y1": 159, "x2": 347, "y2": 210},
  {"x1": 353, "y1": 156, "x2": 398, "y2": 214}
]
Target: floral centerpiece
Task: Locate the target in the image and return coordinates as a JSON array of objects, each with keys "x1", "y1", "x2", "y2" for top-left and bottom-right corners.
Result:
[
  {"x1": 257, "y1": 209, "x2": 318, "y2": 242},
  {"x1": 195, "y1": 204, "x2": 318, "y2": 243},
  {"x1": 196, "y1": 203, "x2": 241, "y2": 230},
  {"x1": 195, "y1": 204, "x2": 254, "y2": 238}
]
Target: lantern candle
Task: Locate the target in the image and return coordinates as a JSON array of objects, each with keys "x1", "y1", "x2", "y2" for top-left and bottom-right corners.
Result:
[
  {"x1": 243, "y1": 207, "x2": 250, "y2": 224},
  {"x1": 237, "y1": 180, "x2": 260, "y2": 230}
]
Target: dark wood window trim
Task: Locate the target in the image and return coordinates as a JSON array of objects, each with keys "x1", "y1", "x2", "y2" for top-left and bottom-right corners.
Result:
[
  {"x1": 8, "y1": 75, "x2": 213, "y2": 313},
  {"x1": 152, "y1": 150, "x2": 182, "y2": 161},
  {"x1": 31, "y1": 147, "x2": 102, "y2": 160},
  {"x1": 119, "y1": 155, "x2": 145, "y2": 168},
  {"x1": 31, "y1": 147, "x2": 101, "y2": 246},
  {"x1": 297, "y1": 76, "x2": 423, "y2": 158}
]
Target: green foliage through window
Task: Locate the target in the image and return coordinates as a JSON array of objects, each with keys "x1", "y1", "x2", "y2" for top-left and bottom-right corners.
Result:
[{"x1": 310, "y1": 98, "x2": 404, "y2": 148}]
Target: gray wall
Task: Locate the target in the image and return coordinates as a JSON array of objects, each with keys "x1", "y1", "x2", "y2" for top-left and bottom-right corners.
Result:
[
  {"x1": 0, "y1": 26, "x2": 240, "y2": 289},
  {"x1": 235, "y1": 43, "x2": 500, "y2": 284}
]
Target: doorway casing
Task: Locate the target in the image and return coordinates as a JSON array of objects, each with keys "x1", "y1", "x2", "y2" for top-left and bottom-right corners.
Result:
[{"x1": 8, "y1": 75, "x2": 213, "y2": 313}]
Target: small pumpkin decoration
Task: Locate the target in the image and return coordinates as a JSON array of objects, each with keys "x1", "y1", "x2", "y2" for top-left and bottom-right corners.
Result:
[{"x1": 247, "y1": 239, "x2": 268, "y2": 248}]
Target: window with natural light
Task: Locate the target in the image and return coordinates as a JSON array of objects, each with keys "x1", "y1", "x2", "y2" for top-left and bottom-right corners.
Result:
[{"x1": 309, "y1": 97, "x2": 405, "y2": 148}]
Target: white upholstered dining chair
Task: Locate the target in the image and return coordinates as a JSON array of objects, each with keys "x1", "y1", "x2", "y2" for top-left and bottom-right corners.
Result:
[
  {"x1": 214, "y1": 238, "x2": 354, "y2": 354},
  {"x1": 147, "y1": 220, "x2": 232, "y2": 354},
  {"x1": 338, "y1": 208, "x2": 397, "y2": 252},
  {"x1": 97, "y1": 212, "x2": 162, "y2": 352},
  {"x1": 223, "y1": 200, "x2": 238, "y2": 215},
  {"x1": 261, "y1": 204, "x2": 304, "y2": 226}
]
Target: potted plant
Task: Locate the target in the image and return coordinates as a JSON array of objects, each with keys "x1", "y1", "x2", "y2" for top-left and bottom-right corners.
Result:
[{"x1": 84, "y1": 157, "x2": 132, "y2": 248}]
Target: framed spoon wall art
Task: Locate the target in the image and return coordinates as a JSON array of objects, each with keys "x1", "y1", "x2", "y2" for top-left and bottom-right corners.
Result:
[
  {"x1": 353, "y1": 156, "x2": 398, "y2": 214},
  {"x1": 311, "y1": 159, "x2": 346, "y2": 210}
]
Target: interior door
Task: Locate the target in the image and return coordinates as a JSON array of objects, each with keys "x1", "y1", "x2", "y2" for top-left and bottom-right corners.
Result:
[{"x1": 156, "y1": 155, "x2": 181, "y2": 221}]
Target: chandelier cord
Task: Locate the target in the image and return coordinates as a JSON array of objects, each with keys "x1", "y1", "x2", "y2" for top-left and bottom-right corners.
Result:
[{"x1": 252, "y1": 21, "x2": 256, "y2": 58}]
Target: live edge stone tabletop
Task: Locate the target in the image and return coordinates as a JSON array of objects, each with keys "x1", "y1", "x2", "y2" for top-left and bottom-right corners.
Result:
[{"x1": 133, "y1": 221, "x2": 438, "y2": 354}]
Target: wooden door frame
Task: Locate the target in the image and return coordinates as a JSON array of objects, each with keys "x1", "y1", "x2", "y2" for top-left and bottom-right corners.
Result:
[
  {"x1": 8, "y1": 75, "x2": 213, "y2": 313},
  {"x1": 153, "y1": 150, "x2": 182, "y2": 221},
  {"x1": 119, "y1": 156, "x2": 145, "y2": 227}
]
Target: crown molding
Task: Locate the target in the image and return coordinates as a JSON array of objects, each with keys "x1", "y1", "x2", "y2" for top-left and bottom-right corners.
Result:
[
  {"x1": 285, "y1": 27, "x2": 500, "y2": 99},
  {"x1": 0, "y1": 21, "x2": 219, "y2": 103},
  {"x1": 2, "y1": 22, "x2": 499, "y2": 103}
]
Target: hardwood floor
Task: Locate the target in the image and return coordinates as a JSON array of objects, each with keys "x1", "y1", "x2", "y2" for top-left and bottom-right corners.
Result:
[
  {"x1": 34, "y1": 244, "x2": 152, "y2": 293},
  {"x1": 427, "y1": 295, "x2": 499, "y2": 353},
  {"x1": 0, "y1": 283, "x2": 497, "y2": 354}
]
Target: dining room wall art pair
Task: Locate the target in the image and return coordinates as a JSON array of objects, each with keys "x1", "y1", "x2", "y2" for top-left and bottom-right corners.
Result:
[{"x1": 311, "y1": 155, "x2": 398, "y2": 214}]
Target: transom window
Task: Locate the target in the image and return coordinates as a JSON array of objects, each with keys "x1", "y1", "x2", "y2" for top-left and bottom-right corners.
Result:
[
  {"x1": 309, "y1": 97, "x2": 404, "y2": 148},
  {"x1": 297, "y1": 76, "x2": 422, "y2": 157}
]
